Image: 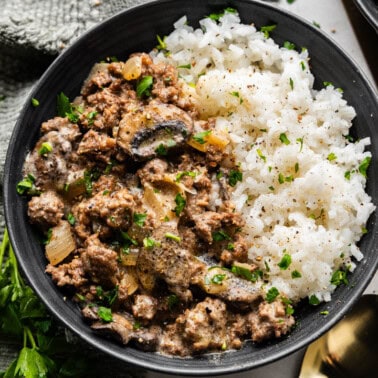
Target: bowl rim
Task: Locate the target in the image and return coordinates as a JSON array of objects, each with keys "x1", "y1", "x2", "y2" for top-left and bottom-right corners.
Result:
[{"x1": 3, "y1": 0, "x2": 378, "y2": 375}]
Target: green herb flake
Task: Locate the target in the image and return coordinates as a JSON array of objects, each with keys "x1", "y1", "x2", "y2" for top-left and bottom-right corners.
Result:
[
  {"x1": 257, "y1": 148, "x2": 267, "y2": 162},
  {"x1": 44, "y1": 228, "x2": 53, "y2": 245},
  {"x1": 313, "y1": 21, "x2": 321, "y2": 28},
  {"x1": 291, "y1": 270, "x2": 302, "y2": 279},
  {"x1": 278, "y1": 253, "x2": 292, "y2": 270},
  {"x1": 98, "y1": 306, "x2": 112, "y2": 322},
  {"x1": 279, "y1": 133, "x2": 291, "y2": 145},
  {"x1": 300, "y1": 61, "x2": 306, "y2": 71},
  {"x1": 86, "y1": 111, "x2": 98, "y2": 125},
  {"x1": 295, "y1": 162, "x2": 299, "y2": 173},
  {"x1": 193, "y1": 130, "x2": 212, "y2": 144},
  {"x1": 228, "y1": 169, "x2": 243, "y2": 186},
  {"x1": 278, "y1": 173, "x2": 285, "y2": 184},
  {"x1": 309, "y1": 294, "x2": 320, "y2": 306},
  {"x1": 231, "y1": 265, "x2": 262, "y2": 283},
  {"x1": 266, "y1": 287, "x2": 279, "y2": 303},
  {"x1": 16, "y1": 174, "x2": 35, "y2": 195},
  {"x1": 283, "y1": 41, "x2": 295, "y2": 50},
  {"x1": 177, "y1": 63, "x2": 191, "y2": 69},
  {"x1": 136, "y1": 76, "x2": 153, "y2": 98},
  {"x1": 323, "y1": 81, "x2": 333, "y2": 87},
  {"x1": 133, "y1": 213, "x2": 147, "y2": 227},
  {"x1": 156, "y1": 35, "x2": 167, "y2": 50},
  {"x1": 264, "y1": 260, "x2": 271, "y2": 273},
  {"x1": 358, "y1": 156, "x2": 371, "y2": 178},
  {"x1": 212, "y1": 230, "x2": 231, "y2": 242},
  {"x1": 296, "y1": 137, "x2": 304, "y2": 152},
  {"x1": 120, "y1": 231, "x2": 138, "y2": 246},
  {"x1": 211, "y1": 274, "x2": 227, "y2": 285},
  {"x1": 327, "y1": 152, "x2": 337, "y2": 161},
  {"x1": 320, "y1": 310, "x2": 329, "y2": 315},
  {"x1": 208, "y1": 7, "x2": 237, "y2": 22},
  {"x1": 38, "y1": 142, "x2": 53, "y2": 156},
  {"x1": 344, "y1": 170, "x2": 351, "y2": 180},
  {"x1": 143, "y1": 237, "x2": 158, "y2": 249},
  {"x1": 31, "y1": 98, "x2": 40, "y2": 107},
  {"x1": 133, "y1": 320, "x2": 141, "y2": 330},
  {"x1": 289, "y1": 77, "x2": 294, "y2": 90},
  {"x1": 165, "y1": 232, "x2": 181, "y2": 243},
  {"x1": 330, "y1": 269, "x2": 348, "y2": 286},
  {"x1": 227, "y1": 243, "x2": 235, "y2": 251},
  {"x1": 155, "y1": 144, "x2": 168, "y2": 156},
  {"x1": 67, "y1": 213, "x2": 76, "y2": 226},
  {"x1": 287, "y1": 0, "x2": 296, "y2": 3},
  {"x1": 173, "y1": 193, "x2": 186, "y2": 216},
  {"x1": 260, "y1": 24, "x2": 277, "y2": 38},
  {"x1": 175, "y1": 171, "x2": 197, "y2": 182}
]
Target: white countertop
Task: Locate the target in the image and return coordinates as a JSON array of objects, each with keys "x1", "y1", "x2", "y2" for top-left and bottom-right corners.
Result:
[{"x1": 148, "y1": 1, "x2": 378, "y2": 377}]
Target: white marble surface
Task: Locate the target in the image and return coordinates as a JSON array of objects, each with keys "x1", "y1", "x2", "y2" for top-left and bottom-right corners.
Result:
[{"x1": 147, "y1": 1, "x2": 378, "y2": 377}]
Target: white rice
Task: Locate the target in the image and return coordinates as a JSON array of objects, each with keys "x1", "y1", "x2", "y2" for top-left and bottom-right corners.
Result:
[{"x1": 153, "y1": 12, "x2": 375, "y2": 303}]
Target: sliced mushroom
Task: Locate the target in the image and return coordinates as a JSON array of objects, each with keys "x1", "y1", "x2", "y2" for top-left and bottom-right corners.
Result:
[{"x1": 116, "y1": 102, "x2": 194, "y2": 161}]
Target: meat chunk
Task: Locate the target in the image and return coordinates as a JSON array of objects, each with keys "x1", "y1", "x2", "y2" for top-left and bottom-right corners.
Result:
[
  {"x1": 28, "y1": 190, "x2": 64, "y2": 229},
  {"x1": 80, "y1": 63, "x2": 113, "y2": 96},
  {"x1": 132, "y1": 295, "x2": 158, "y2": 320},
  {"x1": 160, "y1": 298, "x2": 228, "y2": 355},
  {"x1": 77, "y1": 130, "x2": 116, "y2": 162},
  {"x1": 248, "y1": 300, "x2": 295, "y2": 342},
  {"x1": 46, "y1": 257, "x2": 87, "y2": 288},
  {"x1": 137, "y1": 158, "x2": 168, "y2": 186},
  {"x1": 81, "y1": 243, "x2": 119, "y2": 288}
]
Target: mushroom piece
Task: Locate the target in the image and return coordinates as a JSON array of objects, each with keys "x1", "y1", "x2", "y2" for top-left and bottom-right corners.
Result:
[{"x1": 116, "y1": 102, "x2": 194, "y2": 161}]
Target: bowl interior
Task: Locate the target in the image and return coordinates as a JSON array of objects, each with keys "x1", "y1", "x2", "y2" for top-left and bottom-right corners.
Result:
[{"x1": 4, "y1": 0, "x2": 378, "y2": 375}]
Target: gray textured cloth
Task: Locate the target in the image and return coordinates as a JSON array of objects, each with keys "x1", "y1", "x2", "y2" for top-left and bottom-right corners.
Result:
[{"x1": 0, "y1": 0, "x2": 150, "y2": 240}]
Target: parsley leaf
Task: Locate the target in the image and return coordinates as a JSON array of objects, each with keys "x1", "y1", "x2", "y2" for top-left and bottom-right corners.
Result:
[
  {"x1": 173, "y1": 193, "x2": 186, "y2": 216},
  {"x1": 309, "y1": 294, "x2": 320, "y2": 305},
  {"x1": 97, "y1": 306, "x2": 113, "y2": 323},
  {"x1": 136, "y1": 76, "x2": 153, "y2": 98},
  {"x1": 31, "y1": 98, "x2": 40, "y2": 107},
  {"x1": 279, "y1": 133, "x2": 291, "y2": 145},
  {"x1": 228, "y1": 169, "x2": 243, "y2": 187},
  {"x1": 278, "y1": 253, "x2": 292, "y2": 270},
  {"x1": 133, "y1": 213, "x2": 147, "y2": 227},
  {"x1": 192, "y1": 130, "x2": 212, "y2": 144},
  {"x1": 212, "y1": 230, "x2": 231, "y2": 242},
  {"x1": 38, "y1": 142, "x2": 53, "y2": 156},
  {"x1": 260, "y1": 24, "x2": 276, "y2": 38},
  {"x1": 330, "y1": 269, "x2": 348, "y2": 286},
  {"x1": 266, "y1": 287, "x2": 279, "y2": 303},
  {"x1": 283, "y1": 41, "x2": 295, "y2": 50},
  {"x1": 358, "y1": 156, "x2": 371, "y2": 178}
]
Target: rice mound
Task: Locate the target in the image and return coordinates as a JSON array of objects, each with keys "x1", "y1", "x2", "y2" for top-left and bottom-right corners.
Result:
[{"x1": 153, "y1": 12, "x2": 375, "y2": 303}]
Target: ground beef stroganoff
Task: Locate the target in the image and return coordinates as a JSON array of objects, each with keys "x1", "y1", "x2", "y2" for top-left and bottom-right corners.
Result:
[{"x1": 19, "y1": 9, "x2": 374, "y2": 356}]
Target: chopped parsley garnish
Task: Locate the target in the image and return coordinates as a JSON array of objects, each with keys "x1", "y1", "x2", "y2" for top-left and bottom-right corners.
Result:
[
  {"x1": 300, "y1": 61, "x2": 306, "y2": 70},
  {"x1": 230, "y1": 91, "x2": 243, "y2": 104},
  {"x1": 16, "y1": 174, "x2": 36, "y2": 195},
  {"x1": 177, "y1": 63, "x2": 191, "y2": 69},
  {"x1": 133, "y1": 213, "x2": 147, "y2": 227},
  {"x1": 97, "y1": 306, "x2": 113, "y2": 323},
  {"x1": 323, "y1": 81, "x2": 333, "y2": 87},
  {"x1": 330, "y1": 269, "x2": 348, "y2": 286},
  {"x1": 327, "y1": 152, "x2": 337, "y2": 161},
  {"x1": 278, "y1": 173, "x2": 285, "y2": 184},
  {"x1": 208, "y1": 7, "x2": 237, "y2": 22},
  {"x1": 289, "y1": 77, "x2": 294, "y2": 90},
  {"x1": 344, "y1": 170, "x2": 351, "y2": 180},
  {"x1": 309, "y1": 295, "x2": 320, "y2": 306},
  {"x1": 86, "y1": 111, "x2": 98, "y2": 125},
  {"x1": 156, "y1": 35, "x2": 167, "y2": 50},
  {"x1": 257, "y1": 148, "x2": 266, "y2": 162},
  {"x1": 227, "y1": 243, "x2": 235, "y2": 251},
  {"x1": 67, "y1": 213, "x2": 76, "y2": 226},
  {"x1": 104, "y1": 159, "x2": 116, "y2": 174},
  {"x1": 133, "y1": 320, "x2": 141, "y2": 330},
  {"x1": 143, "y1": 237, "x2": 160, "y2": 249},
  {"x1": 44, "y1": 228, "x2": 53, "y2": 245},
  {"x1": 83, "y1": 169, "x2": 101, "y2": 196},
  {"x1": 38, "y1": 142, "x2": 53, "y2": 156},
  {"x1": 56, "y1": 92, "x2": 80, "y2": 123},
  {"x1": 31, "y1": 98, "x2": 40, "y2": 107},
  {"x1": 279, "y1": 133, "x2": 290, "y2": 145},
  {"x1": 313, "y1": 21, "x2": 321, "y2": 28},
  {"x1": 296, "y1": 137, "x2": 304, "y2": 152},
  {"x1": 283, "y1": 41, "x2": 295, "y2": 50},
  {"x1": 266, "y1": 287, "x2": 279, "y2": 303},
  {"x1": 228, "y1": 169, "x2": 243, "y2": 186},
  {"x1": 173, "y1": 193, "x2": 186, "y2": 216},
  {"x1": 136, "y1": 76, "x2": 153, "y2": 98},
  {"x1": 165, "y1": 232, "x2": 181, "y2": 242},
  {"x1": 212, "y1": 230, "x2": 231, "y2": 242},
  {"x1": 295, "y1": 162, "x2": 299, "y2": 173},
  {"x1": 291, "y1": 270, "x2": 302, "y2": 279},
  {"x1": 155, "y1": 143, "x2": 168, "y2": 156},
  {"x1": 287, "y1": 0, "x2": 296, "y2": 3},
  {"x1": 264, "y1": 260, "x2": 271, "y2": 272},
  {"x1": 211, "y1": 274, "x2": 227, "y2": 285},
  {"x1": 358, "y1": 156, "x2": 371, "y2": 178},
  {"x1": 231, "y1": 265, "x2": 262, "y2": 283},
  {"x1": 320, "y1": 310, "x2": 329, "y2": 315},
  {"x1": 192, "y1": 130, "x2": 212, "y2": 144},
  {"x1": 278, "y1": 253, "x2": 292, "y2": 270},
  {"x1": 120, "y1": 231, "x2": 138, "y2": 246},
  {"x1": 175, "y1": 171, "x2": 197, "y2": 182},
  {"x1": 260, "y1": 24, "x2": 276, "y2": 38}
]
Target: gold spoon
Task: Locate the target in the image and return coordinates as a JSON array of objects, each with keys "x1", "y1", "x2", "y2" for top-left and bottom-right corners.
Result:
[{"x1": 299, "y1": 295, "x2": 378, "y2": 378}]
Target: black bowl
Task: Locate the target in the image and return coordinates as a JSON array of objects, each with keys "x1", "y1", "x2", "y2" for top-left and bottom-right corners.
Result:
[{"x1": 4, "y1": 0, "x2": 378, "y2": 375}]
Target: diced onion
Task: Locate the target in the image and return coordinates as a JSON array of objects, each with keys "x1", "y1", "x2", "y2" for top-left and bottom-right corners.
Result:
[
  {"x1": 187, "y1": 131, "x2": 229, "y2": 152},
  {"x1": 121, "y1": 268, "x2": 139, "y2": 295},
  {"x1": 45, "y1": 220, "x2": 76, "y2": 265},
  {"x1": 138, "y1": 268, "x2": 156, "y2": 292},
  {"x1": 120, "y1": 250, "x2": 139, "y2": 266},
  {"x1": 122, "y1": 56, "x2": 142, "y2": 81}
]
